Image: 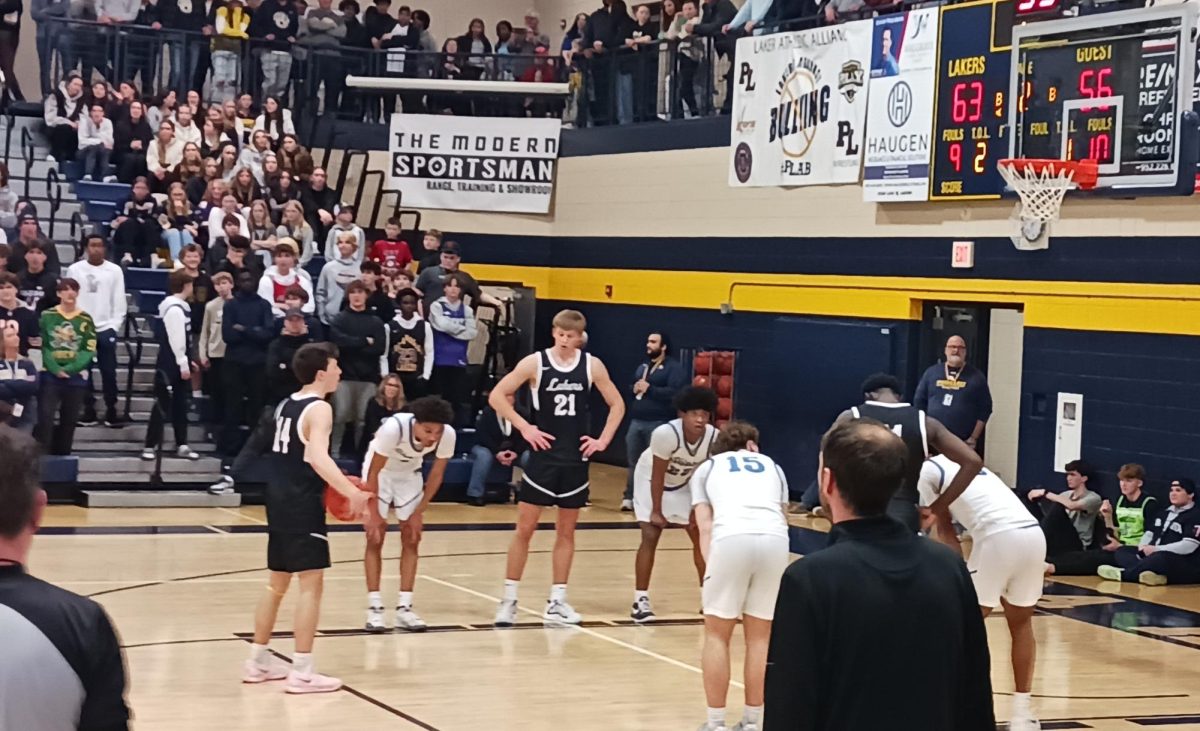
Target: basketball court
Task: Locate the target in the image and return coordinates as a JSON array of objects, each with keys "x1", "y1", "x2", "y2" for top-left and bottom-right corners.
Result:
[{"x1": 27, "y1": 465, "x2": 1200, "y2": 730}]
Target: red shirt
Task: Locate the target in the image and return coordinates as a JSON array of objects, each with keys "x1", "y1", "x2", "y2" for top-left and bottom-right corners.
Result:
[{"x1": 368, "y1": 239, "x2": 414, "y2": 272}]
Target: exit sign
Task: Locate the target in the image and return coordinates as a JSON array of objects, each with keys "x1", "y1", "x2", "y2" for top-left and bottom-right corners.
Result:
[{"x1": 952, "y1": 240, "x2": 975, "y2": 269}]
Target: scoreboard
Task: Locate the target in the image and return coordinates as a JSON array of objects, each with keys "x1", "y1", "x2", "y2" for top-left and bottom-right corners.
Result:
[
  {"x1": 1009, "y1": 5, "x2": 1200, "y2": 190},
  {"x1": 929, "y1": 0, "x2": 1015, "y2": 200}
]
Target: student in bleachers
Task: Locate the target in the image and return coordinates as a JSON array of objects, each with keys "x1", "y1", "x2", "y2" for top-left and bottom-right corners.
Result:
[
  {"x1": 265, "y1": 306, "x2": 315, "y2": 404},
  {"x1": 200, "y1": 117, "x2": 233, "y2": 160},
  {"x1": 17, "y1": 242, "x2": 58, "y2": 312},
  {"x1": 179, "y1": 245, "x2": 212, "y2": 335},
  {"x1": 213, "y1": 235, "x2": 263, "y2": 282},
  {"x1": 8, "y1": 215, "x2": 59, "y2": 275},
  {"x1": 266, "y1": 170, "x2": 300, "y2": 224},
  {"x1": 259, "y1": 240, "x2": 315, "y2": 318},
  {"x1": 0, "y1": 272, "x2": 39, "y2": 356},
  {"x1": 173, "y1": 143, "x2": 205, "y2": 193},
  {"x1": 299, "y1": 167, "x2": 339, "y2": 245},
  {"x1": 36, "y1": 278, "x2": 96, "y2": 454},
  {"x1": 112, "y1": 177, "x2": 164, "y2": 267},
  {"x1": 43, "y1": 72, "x2": 84, "y2": 165},
  {"x1": 217, "y1": 143, "x2": 239, "y2": 182},
  {"x1": 141, "y1": 270, "x2": 200, "y2": 462},
  {"x1": 246, "y1": 200, "x2": 278, "y2": 267},
  {"x1": 219, "y1": 270, "x2": 275, "y2": 455},
  {"x1": 329, "y1": 280, "x2": 385, "y2": 458},
  {"x1": 322, "y1": 204, "x2": 365, "y2": 264},
  {"x1": 159, "y1": 183, "x2": 198, "y2": 264},
  {"x1": 237, "y1": 130, "x2": 272, "y2": 184},
  {"x1": 278, "y1": 200, "x2": 317, "y2": 266},
  {"x1": 316, "y1": 231, "x2": 361, "y2": 326},
  {"x1": 211, "y1": 0, "x2": 250, "y2": 104},
  {"x1": 248, "y1": 0, "x2": 298, "y2": 98},
  {"x1": 357, "y1": 262, "x2": 395, "y2": 322},
  {"x1": 147, "y1": 121, "x2": 184, "y2": 195},
  {"x1": 0, "y1": 327, "x2": 38, "y2": 433},
  {"x1": 173, "y1": 106, "x2": 203, "y2": 150},
  {"x1": 253, "y1": 96, "x2": 296, "y2": 148},
  {"x1": 78, "y1": 104, "x2": 116, "y2": 182},
  {"x1": 276, "y1": 134, "x2": 314, "y2": 182},
  {"x1": 367, "y1": 218, "x2": 413, "y2": 277},
  {"x1": 259, "y1": 154, "x2": 281, "y2": 198},
  {"x1": 387, "y1": 287, "x2": 431, "y2": 400},
  {"x1": 199, "y1": 271, "x2": 233, "y2": 431},
  {"x1": 414, "y1": 228, "x2": 442, "y2": 273},
  {"x1": 206, "y1": 193, "x2": 249, "y2": 244},
  {"x1": 467, "y1": 389, "x2": 530, "y2": 506},
  {"x1": 359, "y1": 374, "x2": 404, "y2": 457},
  {"x1": 113, "y1": 100, "x2": 154, "y2": 183},
  {"x1": 230, "y1": 167, "x2": 260, "y2": 208},
  {"x1": 65, "y1": 235, "x2": 127, "y2": 428},
  {"x1": 0, "y1": 163, "x2": 17, "y2": 235},
  {"x1": 428, "y1": 274, "x2": 477, "y2": 427}
]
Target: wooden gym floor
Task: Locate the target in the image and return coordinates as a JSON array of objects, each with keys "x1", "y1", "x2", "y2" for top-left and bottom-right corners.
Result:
[{"x1": 32, "y1": 465, "x2": 1200, "y2": 730}]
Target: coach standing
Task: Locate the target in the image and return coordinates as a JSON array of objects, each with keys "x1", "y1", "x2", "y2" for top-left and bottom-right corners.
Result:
[
  {"x1": 0, "y1": 426, "x2": 131, "y2": 730},
  {"x1": 913, "y1": 335, "x2": 992, "y2": 449},
  {"x1": 764, "y1": 419, "x2": 994, "y2": 731},
  {"x1": 621, "y1": 331, "x2": 686, "y2": 511}
]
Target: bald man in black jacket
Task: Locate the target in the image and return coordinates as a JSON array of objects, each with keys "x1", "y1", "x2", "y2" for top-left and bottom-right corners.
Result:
[{"x1": 764, "y1": 419, "x2": 994, "y2": 731}]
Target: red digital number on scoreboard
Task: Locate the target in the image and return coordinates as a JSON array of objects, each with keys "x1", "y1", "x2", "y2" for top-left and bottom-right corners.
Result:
[
  {"x1": 1016, "y1": 0, "x2": 1060, "y2": 14},
  {"x1": 1078, "y1": 68, "x2": 1113, "y2": 111}
]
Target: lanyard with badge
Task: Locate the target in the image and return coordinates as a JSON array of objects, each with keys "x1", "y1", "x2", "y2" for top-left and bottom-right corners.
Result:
[{"x1": 936, "y1": 363, "x2": 965, "y2": 407}]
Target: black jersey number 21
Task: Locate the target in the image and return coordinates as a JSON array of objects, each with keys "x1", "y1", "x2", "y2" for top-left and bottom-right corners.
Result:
[{"x1": 553, "y1": 393, "x2": 576, "y2": 416}]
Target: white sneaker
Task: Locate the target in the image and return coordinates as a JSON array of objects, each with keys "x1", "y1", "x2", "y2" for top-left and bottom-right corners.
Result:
[
  {"x1": 208, "y1": 475, "x2": 235, "y2": 495},
  {"x1": 395, "y1": 606, "x2": 427, "y2": 632},
  {"x1": 45, "y1": 154, "x2": 56, "y2": 165},
  {"x1": 1009, "y1": 719, "x2": 1041, "y2": 731},
  {"x1": 140, "y1": 448, "x2": 155, "y2": 461},
  {"x1": 176, "y1": 445, "x2": 200, "y2": 460},
  {"x1": 82, "y1": 174, "x2": 93, "y2": 181},
  {"x1": 241, "y1": 658, "x2": 288, "y2": 683},
  {"x1": 494, "y1": 599, "x2": 518, "y2": 627},
  {"x1": 121, "y1": 253, "x2": 133, "y2": 265},
  {"x1": 630, "y1": 595, "x2": 655, "y2": 623},
  {"x1": 285, "y1": 670, "x2": 342, "y2": 694},
  {"x1": 542, "y1": 598, "x2": 582, "y2": 625},
  {"x1": 697, "y1": 723, "x2": 727, "y2": 731},
  {"x1": 102, "y1": 175, "x2": 118, "y2": 183},
  {"x1": 732, "y1": 723, "x2": 759, "y2": 731},
  {"x1": 620, "y1": 498, "x2": 633, "y2": 512},
  {"x1": 365, "y1": 605, "x2": 387, "y2": 632}
]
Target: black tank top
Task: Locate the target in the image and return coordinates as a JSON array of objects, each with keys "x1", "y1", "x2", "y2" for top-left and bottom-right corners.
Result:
[
  {"x1": 532, "y1": 349, "x2": 592, "y2": 464},
  {"x1": 851, "y1": 401, "x2": 928, "y2": 504},
  {"x1": 389, "y1": 318, "x2": 426, "y2": 375},
  {"x1": 266, "y1": 394, "x2": 327, "y2": 533}
]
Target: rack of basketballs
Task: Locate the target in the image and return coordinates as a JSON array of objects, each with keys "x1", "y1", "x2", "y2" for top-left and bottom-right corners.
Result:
[{"x1": 692, "y1": 350, "x2": 735, "y2": 429}]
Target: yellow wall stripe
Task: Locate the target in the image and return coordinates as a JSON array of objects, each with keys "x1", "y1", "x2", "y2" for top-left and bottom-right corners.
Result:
[{"x1": 470, "y1": 263, "x2": 1200, "y2": 337}]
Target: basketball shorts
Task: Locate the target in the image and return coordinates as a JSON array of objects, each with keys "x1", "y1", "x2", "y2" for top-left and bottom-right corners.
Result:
[
  {"x1": 968, "y1": 524, "x2": 1047, "y2": 608},
  {"x1": 632, "y1": 462, "x2": 692, "y2": 525},
  {"x1": 267, "y1": 530, "x2": 331, "y2": 573},
  {"x1": 702, "y1": 533, "x2": 790, "y2": 620},
  {"x1": 518, "y1": 457, "x2": 590, "y2": 509},
  {"x1": 376, "y1": 471, "x2": 424, "y2": 521}
]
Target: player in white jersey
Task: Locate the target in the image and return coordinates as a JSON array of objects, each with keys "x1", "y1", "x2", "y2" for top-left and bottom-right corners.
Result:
[
  {"x1": 918, "y1": 454, "x2": 1045, "y2": 731},
  {"x1": 630, "y1": 386, "x2": 719, "y2": 623},
  {"x1": 362, "y1": 396, "x2": 456, "y2": 632},
  {"x1": 691, "y1": 421, "x2": 790, "y2": 731}
]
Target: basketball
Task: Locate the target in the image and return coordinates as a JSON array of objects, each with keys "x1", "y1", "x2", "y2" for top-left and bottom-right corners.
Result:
[
  {"x1": 714, "y1": 352, "x2": 734, "y2": 375},
  {"x1": 717, "y1": 398, "x2": 733, "y2": 420},
  {"x1": 693, "y1": 375, "x2": 711, "y2": 389},
  {"x1": 693, "y1": 352, "x2": 712, "y2": 375},
  {"x1": 325, "y1": 475, "x2": 367, "y2": 522},
  {"x1": 716, "y1": 375, "x2": 733, "y2": 398}
]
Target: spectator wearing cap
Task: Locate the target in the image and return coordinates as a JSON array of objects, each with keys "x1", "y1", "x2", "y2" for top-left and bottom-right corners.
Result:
[
  {"x1": 1027, "y1": 460, "x2": 1105, "y2": 563},
  {"x1": 17, "y1": 241, "x2": 58, "y2": 312},
  {"x1": 1048, "y1": 462, "x2": 1160, "y2": 576},
  {"x1": 329, "y1": 280, "x2": 385, "y2": 458},
  {"x1": 43, "y1": 72, "x2": 84, "y2": 164},
  {"x1": 8, "y1": 214, "x2": 59, "y2": 275},
  {"x1": 280, "y1": 285, "x2": 324, "y2": 339},
  {"x1": 316, "y1": 230, "x2": 362, "y2": 325},
  {"x1": 414, "y1": 240, "x2": 504, "y2": 312},
  {"x1": 199, "y1": 271, "x2": 234, "y2": 431},
  {"x1": 1099, "y1": 478, "x2": 1200, "y2": 586},
  {"x1": 322, "y1": 204, "x2": 366, "y2": 265},
  {"x1": 220, "y1": 270, "x2": 275, "y2": 455},
  {"x1": 65, "y1": 235, "x2": 127, "y2": 428},
  {"x1": 299, "y1": 167, "x2": 340, "y2": 245},
  {"x1": 36, "y1": 277, "x2": 97, "y2": 454},
  {"x1": 265, "y1": 306, "x2": 315, "y2": 404},
  {"x1": 258, "y1": 239, "x2": 315, "y2": 318},
  {"x1": 0, "y1": 326, "x2": 38, "y2": 433}
]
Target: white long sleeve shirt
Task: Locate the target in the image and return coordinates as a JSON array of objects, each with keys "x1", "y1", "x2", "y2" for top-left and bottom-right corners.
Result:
[
  {"x1": 65, "y1": 259, "x2": 127, "y2": 333},
  {"x1": 159, "y1": 294, "x2": 191, "y2": 371},
  {"x1": 78, "y1": 117, "x2": 114, "y2": 149}
]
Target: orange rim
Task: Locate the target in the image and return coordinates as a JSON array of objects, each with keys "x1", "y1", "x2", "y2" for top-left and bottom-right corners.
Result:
[{"x1": 999, "y1": 158, "x2": 1099, "y2": 189}]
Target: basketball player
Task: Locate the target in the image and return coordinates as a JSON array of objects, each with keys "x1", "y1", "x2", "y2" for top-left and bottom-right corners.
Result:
[
  {"x1": 630, "y1": 385, "x2": 719, "y2": 622},
  {"x1": 362, "y1": 396, "x2": 456, "y2": 632},
  {"x1": 691, "y1": 421, "x2": 790, "y2": 731},
  {"x1": 837, "y1": 373, "x2": 982, "y2": 532},
  {"x1": 918, "y1": 455, "x2": 1045, "y2": 731},
  {"x1": 489, "y1": 309, "x2": 625, "y2": 626},
  {"x1": 244, "y1": 343, "x2": 372, "y2": 693}
]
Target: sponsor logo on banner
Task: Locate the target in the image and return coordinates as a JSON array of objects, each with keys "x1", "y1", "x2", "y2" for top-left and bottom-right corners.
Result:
[
  {"x1": 728, "y1": 20, "x2": 874, "y2": 187},
  {"x1": 862, "y1": 9, "x2": 939, "y2": 202},
  {"x1": 387, "y1": 114, "x2": 562, "y2": 214}
]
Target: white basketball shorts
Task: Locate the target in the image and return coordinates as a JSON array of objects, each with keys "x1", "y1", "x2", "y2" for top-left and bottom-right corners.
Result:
[
  {"x1": 969, "y1": 525, "x2": 1047, "y2": 608},
  {"x1": 702, "y1": 533, "x2": 790, "y2": 620}
]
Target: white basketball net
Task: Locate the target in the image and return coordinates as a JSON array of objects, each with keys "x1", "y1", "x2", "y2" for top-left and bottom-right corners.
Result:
[{"x1": 999, "y1": 161, "x2": 1079, "y2": 251}]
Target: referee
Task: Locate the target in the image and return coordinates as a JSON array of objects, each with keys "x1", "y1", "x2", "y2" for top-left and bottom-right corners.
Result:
[{"x1": 0, "y1": 426, "x2": 131, "y2": 730}]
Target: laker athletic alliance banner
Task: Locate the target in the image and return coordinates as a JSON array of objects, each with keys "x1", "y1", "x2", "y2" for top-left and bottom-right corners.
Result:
[
  {"x1": 388, "y1": 114, "x2": 561, "y2": 214},
  {"x1": 729, "y1": 20, "x2": 874, "y2": 188},
  {"x1": 862, "y1": 9, "x2": 939, "y2": 202}
]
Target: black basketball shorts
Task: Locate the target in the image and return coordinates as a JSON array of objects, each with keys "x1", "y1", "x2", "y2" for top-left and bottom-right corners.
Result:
[
  {"x1": 518, "y1": 456, "x2": 590, "y2": 509},
  {"x1": 267, "y1": 530, "x2": 332, "y2": 573}
]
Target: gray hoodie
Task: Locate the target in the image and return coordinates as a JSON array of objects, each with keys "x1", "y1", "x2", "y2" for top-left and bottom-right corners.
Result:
[
  {"x1": 299, "y1": 6, "x2": 345, "y2": 46},
  {"x1": 315, "y1": 253, "x2": 361, "y2": 325}
]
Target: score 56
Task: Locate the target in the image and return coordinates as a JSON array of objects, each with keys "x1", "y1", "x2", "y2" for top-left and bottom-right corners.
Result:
[{"x1": 948, "y1": 141, "x2": 988, "y2": 173}]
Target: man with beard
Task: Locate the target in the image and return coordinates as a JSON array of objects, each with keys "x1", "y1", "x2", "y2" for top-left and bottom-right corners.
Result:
[
  {"x1": 913, "y1": 335, "x2": 993, "y2": 449},
  {"x1": 621, "y1": 331, "x2": 686, "y2": 511}
]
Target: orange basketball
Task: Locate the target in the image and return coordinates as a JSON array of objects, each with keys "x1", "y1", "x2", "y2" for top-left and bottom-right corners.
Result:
[
  {"x1": 325, "y1": 475, "x2": 367, "y2": 522},
  {"x1": 717, "y1": 398, "x2": 733, "y2": 420},
  {"x1": 716, "y1": 375, "x2": 733, "y2": 398},
  {"x1": 693, "y1": 375, "x2": 711, "y2": 389},
  {"x1": 693, "y1": 352, "x2": 712, "y2": 375},
  {"x1": 714, "y1": 352, "x2": 734, "y2": 376}
]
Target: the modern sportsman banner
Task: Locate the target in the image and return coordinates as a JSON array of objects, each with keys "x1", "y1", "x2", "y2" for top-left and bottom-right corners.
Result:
[
  {"x1": 388, "y1": 114, "x2": 562, "y2": 214},
  {"x1": 728, "y1": 19, "x2": 874, "y2": 188}
]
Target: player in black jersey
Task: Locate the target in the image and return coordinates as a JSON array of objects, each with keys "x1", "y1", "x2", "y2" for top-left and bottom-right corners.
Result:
[
  {"x1": 242, "y1": 343, "x2": 371, "y2": 695},
  {"x1": 488, "y1": 310, "x2": 625, "y2": 626},
  {"x1": 835, "y1": 373, "x2": 981, "y2": 534}
]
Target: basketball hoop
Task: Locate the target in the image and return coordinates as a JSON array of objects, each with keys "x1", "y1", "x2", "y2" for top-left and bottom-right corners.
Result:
[{"x1": 998, "y1": 158, "x2": 1098, "y2": 251}]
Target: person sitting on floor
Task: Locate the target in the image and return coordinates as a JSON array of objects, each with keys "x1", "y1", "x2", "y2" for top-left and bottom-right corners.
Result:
[
  {"x1": 1099, "y1": 478, "x2": 1200, "y2": 586},
  {"x1": 1027, "y1": 460, "x2": 1104, "y2": 565},
  {"x1": 1046, "y1": 462, "x2": 1160, "y2": 576}
]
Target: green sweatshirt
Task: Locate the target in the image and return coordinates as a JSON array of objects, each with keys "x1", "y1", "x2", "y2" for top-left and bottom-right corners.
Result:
[{"x1": 41, "y1": 307, "x2": 97, "y2": 384}]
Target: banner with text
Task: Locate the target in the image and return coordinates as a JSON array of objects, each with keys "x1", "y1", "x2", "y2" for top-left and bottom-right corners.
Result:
[
  {"x1": 862, "y1": 9, "x2": 940, "y2": 202},
  {"x1": 729, "y1": 20, "x2": 874, "y2": 188},
  {"x1": 388, "y1": 114, "x2": 562, "y2": 214}
]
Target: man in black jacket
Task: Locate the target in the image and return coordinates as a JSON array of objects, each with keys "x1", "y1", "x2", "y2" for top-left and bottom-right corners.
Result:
[
  {"x1": 329, "y1": 280, "x2": 385, "y2": 458},
  {"x1": 299, "y1": 168, "x2": 340, "y2": 246},
  {"x1": 265, "y1": 307, "x2": 315, "y2": 404},
  {"x1": 764, "y1": 419, "x2": 994, "y2": 731},
  {"x1": 690, "y1": 0, "x2": 737, "y2": 112},
  {"x1": 466, "y1": 391, "x2": 530, "y2": 506},
  {"x1": 220, "y1": 271, "x2": 276, "y2": 455}
]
